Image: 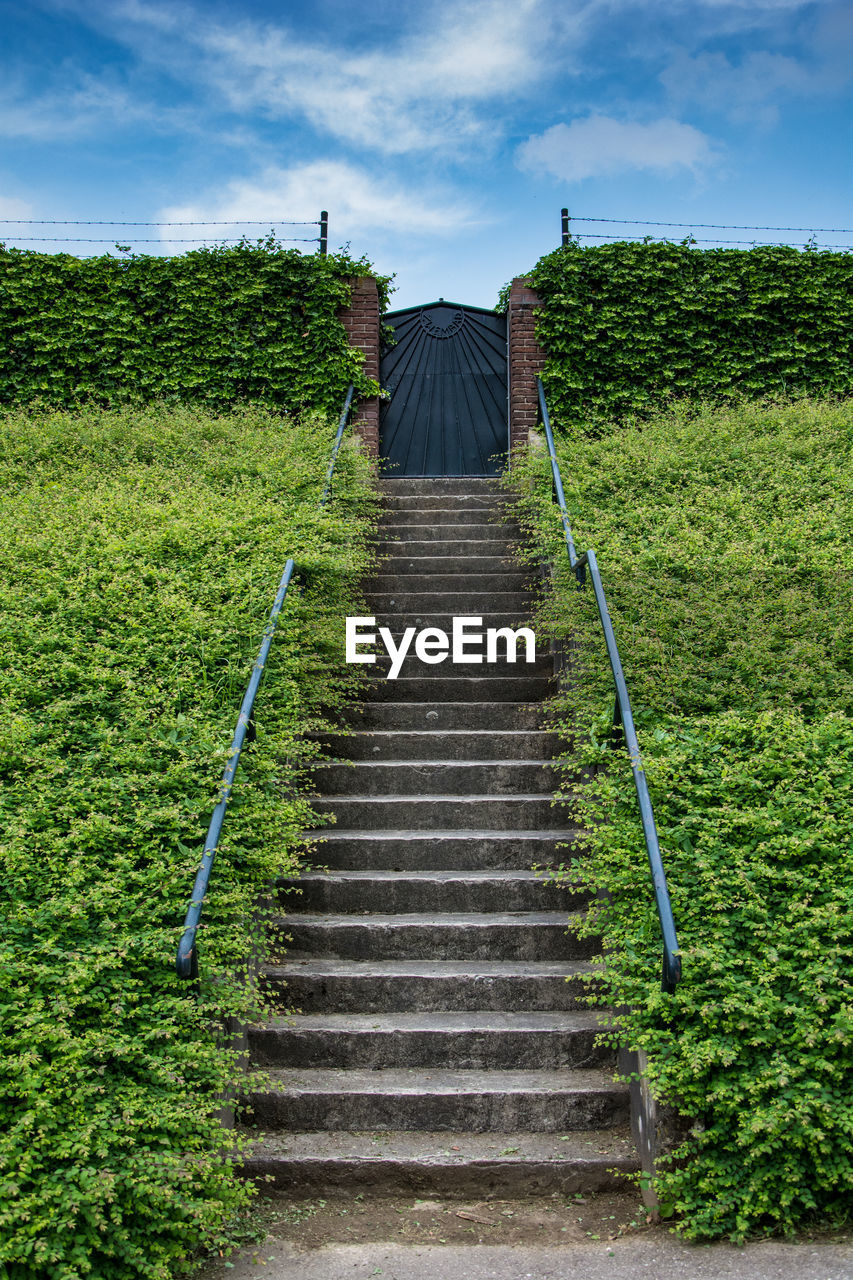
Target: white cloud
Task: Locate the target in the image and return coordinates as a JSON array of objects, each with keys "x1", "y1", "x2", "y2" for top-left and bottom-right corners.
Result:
[
  {"x1": 517, "y1": 115, "x2": 716, "y2": 182},
  {"x1": 111, "y1": 0, "x2": 559, "y2": 154},
  {"x1": 0, "y1": 195, "x2": 33, "y2": 219},
  {"x1": 158, "y1": 159, "x2": 476, "y2": 247}
]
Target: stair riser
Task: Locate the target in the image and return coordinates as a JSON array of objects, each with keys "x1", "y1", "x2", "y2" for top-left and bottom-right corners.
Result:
[
  {"x1": 360, "y1": 655, "x2": 551, "y2": 682},
  {"x1": 367, "y1": 592, "x2": 535, "y2": 614},
  {"x1": 341, "y1": 702, "x2": 552, "y2": 730},
  {"x1": 243, "y1": 1152, "x2": 637, "y2": 1197},
  {"x1": 382, "y1": 495, "x2": 507, "y2": 512},
  {"x1": 272, "y1": 921, "x2": 592, "y2": 961},
  {"x1": 304, "y1": 832, "x2": 583, "y2": 870},
  {"x1": 375, "y1": 539, "x2": 518, "y2": 557},
  {"x1": 381, "y1": 522, "x2": 514, "y2": 540},
  {"x1": 310, "y1": 796, "x2": 569, "y2": 830},
  {"x1": 262, "y1": 972, "x2": 594, "y2": 1014},
  {"x1": 313, "y1": 730, "x2": 560, "y2": 761},
  {"x1": 310, "y1": 762, "x2": 559, "y2": 797},
  {"x1": 378, "y1": 509, "x2": 519, "y2": 529},
  {"x1": 367, "y1": 573, "x2": 533, "y2": 593},
  {"x1": 280, "y1": 877, "x2": 583, "y2": 914},
  {"x1": 249, "y1": 1027, "x2": 610, "y2": 1071},
  {"x1": 361, "y1": 676, "x2": 553, "y2": 703},
  {"x1": 246, "y1": 1089, "x2": 628, "y2": 1133},
  {"x1": 380, "y1": 479, "x2": 499, "y2": 497},
  {"x1": 377, "y1": 557, "x2": 518, "y2": 575}
]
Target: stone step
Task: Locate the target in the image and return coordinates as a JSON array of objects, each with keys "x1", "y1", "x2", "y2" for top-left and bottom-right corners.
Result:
[
  {"x1": 311, "y1": 729, "x2": 561, "y2": 762},
  {"x1": 309, "y1": 760, "x2": 560, "y2": 798},
  {"x1": 378, "y1": 508, "x2": 520, "y2": 529},
  {"x1": 342, "y1": 702, "x2": 553, "y2": 731},
  {"x1": 375, "y1": 538, "x2": 518, "y2": 557},
  {"x1": 242, "y1": 1128, "x2": 638, "y2": 1196},
  {"x1": 376, "y1": 555, "x2": 520, "y2": 575},
  {"x1": 380, "y1": 523, "x2": 516, "y2": 542},
  {"x1": 382, "y1": 494, "x2": 507, "y2": 512},
  {"x1": 245, "y1": 1066, "x2": 628, "y2": 1132},
  {"x1": 278, "y1": 870, "x2": 585, "y2": 914},
  {"x1": 367, "y1": 591, "x2": 534, "y2": 614},
  {"x1": 270, "y1": 911, "x2": 590, "y2": 961},
  {"x1": 261, "y1": 958, "x2": 596, "y2": 1013},
  {"x1": 367, "y1": 572, "x2": 533, "y2": 593},
  {"x1": 364, "y1": 654, "x2": 551, "y2": 682},
  {"x1": 310, "y1": 794, "x2": 570, "y2": 830},
  {"x1": 302, "y1": 828, "x2": 583, "y2": 870},
  {"x1": 380, "y1": 478, "x2": 499, "y2": 496},
  {"x1": 362, "y1": 676, "x2": 553, "y2": 703},
  {"x1": 249, "y1": 1011, "x2": 611, "y2": 1071}
]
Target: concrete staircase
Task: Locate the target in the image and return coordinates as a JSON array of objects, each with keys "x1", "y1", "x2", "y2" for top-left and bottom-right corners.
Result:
[{"x1": 244, "y1": 478, "x2": 636, "y2": 1196}]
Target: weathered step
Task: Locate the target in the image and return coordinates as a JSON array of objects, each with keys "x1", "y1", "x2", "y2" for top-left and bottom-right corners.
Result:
[
  {"x1": 367, "y1": 591, "x2": 534, "y2": 614},
  {"x1": 380, "y1": 523, "x2": 517, "y2": 543},
  {"x1": 245, "y1": 1067, "x2": 628, "y2": 1132},
  {"x1": 309, "y1": 760, "x2": 559, "y2": 797},
  {"x1": 271, "y1": 910, "x2": 590, "y2": 960},
  {"x1": 380, "y1": 478, "x2": 499, "y2": 496},
  {"x1": 310, "y1": 794, "x2": 570, "y2": 830},
  {"x1": 376, "y1": 555, "x2": 519, "y2": 575},
  {"x1": 312, "y1": 729, "x2": 561, "y2": 762},
  {"x1": 303, "y1": 828, "x2": 583, "y2": 870},
  {"x1": 375, "y1": 538, "x2": 519, "y2": 558},
  {"x1": 243, "y1": 1128, "x2": 639, "y2": 1196},
  {"x1": 367, "y1": 572, "x2": 532, "y2": 593},
  {"x1": 364, "y1": 654, "x2": 550, "y2": 683},
  {"x1": 363, "y1": 676, "x2": 553, "y2": 703},
  {"x1": 382, "y1": 494, "x2": 507, "y2": 512},
  {"x1": 278, "y1": 870, "x2": 584, "y2": 913},
  {"x1": 378, "y1": 507, "x2": 520, "y2": 529},
  {"x1": 249, "y1": 1010, "x2": 611, "y2": 1071},
  {"x1": 342, "y1": 702, "x2": 553, "y2": 731},
  {"x1": 261, "y1": 958, "x2": 596, "y2": 1013}
]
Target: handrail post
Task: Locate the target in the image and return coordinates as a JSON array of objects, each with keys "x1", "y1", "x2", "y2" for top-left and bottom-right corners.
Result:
[{"x1": 319, "y1": 211, "x2": 328, "y2": 256}]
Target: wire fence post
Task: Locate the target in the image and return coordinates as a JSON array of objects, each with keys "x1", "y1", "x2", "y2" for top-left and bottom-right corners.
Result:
[
  {"x1": 561, "y1": 208, "x2": 570, "y2": 246},
  {"x1": 319, "y1": 211, "x2": 328, "y2": 256}
]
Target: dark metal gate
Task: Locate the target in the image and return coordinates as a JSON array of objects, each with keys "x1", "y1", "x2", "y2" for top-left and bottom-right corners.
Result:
[{"x1": 379, "y1": 300, "x2": 507, "y2": 476}]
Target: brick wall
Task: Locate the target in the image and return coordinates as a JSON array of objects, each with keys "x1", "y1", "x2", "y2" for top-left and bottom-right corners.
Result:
[
  {"x1": 339, "y1": 276, "x2": 381, "y2": 457},
  {"x1": 507, "y1": 277, "x2": 545, "y2": 454}
]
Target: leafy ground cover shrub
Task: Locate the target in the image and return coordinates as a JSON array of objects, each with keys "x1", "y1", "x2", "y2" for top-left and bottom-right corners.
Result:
[
  {"x1": 525, "y1": 242, "x2": 853, "y2": 431},
  {"x1": 507, "y1": 397, "x2": 853, "y2": 1239},
  {"x1": 0, "y1": 403, "x2": 379, "y2": 1278},
  {"x1": 0, "y1": 240, "x2": 390, "y2": 412}
]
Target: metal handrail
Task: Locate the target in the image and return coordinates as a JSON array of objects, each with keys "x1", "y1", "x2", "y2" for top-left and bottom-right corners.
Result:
[
  {"x1": 176, "y1": 386, "x2": 356, "y2": 980},
  {"x1": 537, "y1": 379, "x2": 681, "y2": 993}
]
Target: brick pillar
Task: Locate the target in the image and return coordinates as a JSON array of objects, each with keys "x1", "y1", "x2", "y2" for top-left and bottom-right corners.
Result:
[
  {"x1": 339, "y1": 276, "x2": 381, "y2": 457},
  {"x1": 508, "y1": 277, "x2": 545, "y2": 454}
]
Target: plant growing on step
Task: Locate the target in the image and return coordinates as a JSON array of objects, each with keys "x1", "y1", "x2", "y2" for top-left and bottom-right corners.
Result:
[
  {"x1": 0, "y1": 402, "x2": 379, "y2": 1278},
  {"x1": 506, "y1": 396, "x2": 853, "y2": 1241}
]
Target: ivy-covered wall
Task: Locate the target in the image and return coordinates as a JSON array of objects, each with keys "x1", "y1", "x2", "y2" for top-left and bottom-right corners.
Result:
[
  {"x1": 528, "y1": 242, "x2": 853, "y2": 432},
  {"x1": 0, "y1": 240, "x2": 390, "y2": 412}
]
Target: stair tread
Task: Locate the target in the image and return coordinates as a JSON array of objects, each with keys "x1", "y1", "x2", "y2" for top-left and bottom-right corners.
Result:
[
  {"x1": 256, "y1": 1066, "x2": 625, "y2": 1094},
  {"x1": 306, "y1": 828, "x2": 577, "y2": 839},
  {"x1": 245, "y1": 1128, "x2": 635, "y2": 1162},
  {"x1": 258, "y1": 1011, "x2": 605, "y2": 1033},
  {"x1": 274, "y1": 911, "x2": 580, "y2": 926},
  {"x1": 264, "y1": 959, "x2": 594, "y2": 977},
  {"x1": 287, "y1": 870, "x2": 566, "y2": 882}
]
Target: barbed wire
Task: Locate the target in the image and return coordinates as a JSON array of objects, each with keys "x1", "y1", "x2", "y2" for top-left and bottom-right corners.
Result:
[
  {"x1": 0, "y1": 236, "x2": 319, "y2": 244},
  {"x1": 0, "y1": 218, "x2": 320, "y2": 227},
  {"x1": 569, "y1": 216, "x2": 853, "y2": 234},
  {"x1": 569, "y1": 231, "x2": 852, "y2": 251}
]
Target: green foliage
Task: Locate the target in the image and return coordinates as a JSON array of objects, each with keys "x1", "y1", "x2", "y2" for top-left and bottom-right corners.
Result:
[
  {"x1": 0, "y1": 239, "x2": 391, "y2": 412},
  {"x1": 0, "y1": 403, "x2": 379, "y2": 1277},
  {"x1": 507, "y1": 398, "x2": 853, "y2": 1239},
  {"x1": 528, "y1": 242, "x2": 853, "y2": 432}
]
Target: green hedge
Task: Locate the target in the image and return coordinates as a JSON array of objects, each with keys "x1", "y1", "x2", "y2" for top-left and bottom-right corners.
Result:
[
  {"x1": 0, "y1": 403, "x2": 379, "y2": 1277},
  {"x1": 507, "y1": 398, "x2": 853, "y2": 1239},
  {"x1": 526, "y1": 242, "x2": 853, "y2": 431},
  {"x1": 0, "y1": 240, "x2": 390, "y2": 411}
]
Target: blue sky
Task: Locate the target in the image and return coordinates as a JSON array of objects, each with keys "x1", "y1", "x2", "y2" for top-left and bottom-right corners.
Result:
[{"x1": 1, "y1": 0, "x2": 851, "y2": 308}]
